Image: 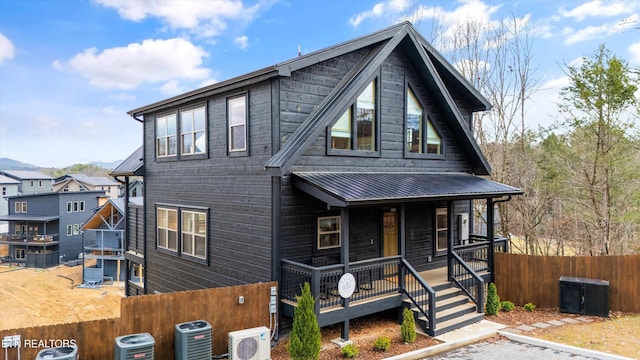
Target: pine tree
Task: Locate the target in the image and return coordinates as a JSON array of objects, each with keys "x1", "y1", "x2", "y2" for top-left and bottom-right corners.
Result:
[
  {"x1": 485, "y1": 282, "x2": 500, "y2": 316},
  {"x1": 288, "y1": 282, "x2": 321, "y2": 360},
  {"x1": 400, "y1": 307, "x2": 416, "y2": 343}
]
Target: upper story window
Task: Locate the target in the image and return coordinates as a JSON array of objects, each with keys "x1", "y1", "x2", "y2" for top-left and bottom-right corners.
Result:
[
  {"x1": 157, "y1": 207, "x2": 178, "y2": 252},
  {"x1": 2, "y1": 187, "x2": 6, "y2": 196},
  {"x1": 30, "y1": 180, "x2": 34, "y2": 187},
  {"x1": 181, "y1": 107, "x2": 206, "y2": 155},
  {"x1": 330, "y1": 79, "x2": 378, "y2": 154},
  {"x1": 317, "y1": 215, "x2": 341, "y2": 250},
  {"x1": 38, "y1": 180, "x2": 43, "y2": 187},
  {"x1": 228, "y1": 94, "x2": 247, "y2": 153},
  {"x1": 406, "y1": 87, "x2": 443, "y2": 157},
  {"x1": 156, "y1": 113, "x2": 177, "y2": 158}
]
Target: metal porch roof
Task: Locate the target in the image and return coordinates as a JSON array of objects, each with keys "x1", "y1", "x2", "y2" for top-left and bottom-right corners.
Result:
[
  {"x1": 0, "y1": 214, "x2": 60, "y2": 222},
  {"x1": 292, "y1": 172, "x2": 522, "y2": 207}
]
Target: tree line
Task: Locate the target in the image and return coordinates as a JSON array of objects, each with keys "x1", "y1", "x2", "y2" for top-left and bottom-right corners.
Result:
[{"x1": 414, "y1": 14, "x2": 640, "y2": 255}]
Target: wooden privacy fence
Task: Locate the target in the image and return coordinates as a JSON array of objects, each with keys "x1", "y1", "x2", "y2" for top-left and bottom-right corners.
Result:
[
  {"x1": 0, "y1": 281, "x2": 276, "y2": 359},
  {"x1": 495, "y1": 253, "x2": 640, "y2": 313}
]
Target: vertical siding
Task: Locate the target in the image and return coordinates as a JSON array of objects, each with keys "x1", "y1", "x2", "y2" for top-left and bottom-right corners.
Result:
[{"x1": 144, "y1": 81, "x2": 273, "y2": 293}]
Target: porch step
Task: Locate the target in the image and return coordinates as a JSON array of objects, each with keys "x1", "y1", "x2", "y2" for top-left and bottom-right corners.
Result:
[{"x1": 404, "y1": 281, "x2": 483, "y2": 337}]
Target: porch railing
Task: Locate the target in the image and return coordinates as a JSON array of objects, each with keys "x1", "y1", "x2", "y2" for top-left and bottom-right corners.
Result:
[
  {"x1": 451, "y1": 251, "x2": 484, "y2": 311},
  {"x1": 400, "y1": 258, "x2": 435, "y2": 336},
  {"x1": 281, "y1": 256, "x2": 403, "y2": 314}
]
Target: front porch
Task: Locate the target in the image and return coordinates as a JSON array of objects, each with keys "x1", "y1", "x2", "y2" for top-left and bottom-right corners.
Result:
[{"x1": 280, "y1": 237, "x2": 508, "y2": 337}]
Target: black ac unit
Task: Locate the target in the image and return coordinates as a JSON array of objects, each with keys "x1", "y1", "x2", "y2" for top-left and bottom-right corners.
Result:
[
  {"x1": 175, "y1": 320, "x2": 212, "y2": 360},
  {"x1": 559, "y1": 276, "x2": 609, "y2": 317}
]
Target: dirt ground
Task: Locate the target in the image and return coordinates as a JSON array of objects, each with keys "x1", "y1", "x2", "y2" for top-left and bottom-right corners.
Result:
[{"x1": 0, "y1": 263, "x2": 123, "y2": 330}]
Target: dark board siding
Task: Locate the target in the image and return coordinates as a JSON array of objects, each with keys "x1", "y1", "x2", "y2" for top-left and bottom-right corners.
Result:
[
  {"x1": 143, "y1": 81, "x2": 273, "y2": 294},
  {"x1": 127, "y1": 205, "x2": 144, "y2": 254}
]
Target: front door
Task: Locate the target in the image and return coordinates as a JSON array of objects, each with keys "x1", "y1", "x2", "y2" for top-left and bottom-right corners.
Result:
[{"x1": 383, "y1": 209, "x2": 398, "y2": 257}]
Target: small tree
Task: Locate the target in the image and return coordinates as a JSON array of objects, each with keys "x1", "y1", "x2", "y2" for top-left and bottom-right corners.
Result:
[
  {"x1": 400, "y1": 308, "x2": 417, "y2": 343},
  {"x1": 288, "y1": 282, "x2": 321, "y2": 360},
  {"x1": 485, "y1": 282, "x2": 500, "y2": 316}
]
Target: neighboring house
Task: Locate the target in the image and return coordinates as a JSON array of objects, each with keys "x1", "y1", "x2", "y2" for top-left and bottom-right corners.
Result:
[
  {"x1": 0, "y1": 175, "x2": 21, "y2": 234},
  {"x1": 53, "y1": 174, "x2": 120, "y2": 199},
  {"x1": 110, "y1": 146, "x2": 145, "y2": 296},
  {"x1": 0, "y1": 191, "x2": 107, "y2": 267},
  {"x1": 0, "y1": 170, "x2": 53, "y2": 195},
  {"x1": 119, "y1": 178, "x2": 143, "y2": 198},
  {"x1": 125, "y1": 22, "x2": 522, "y2": 337},
  {"x1": 81, "y1": 198, "x2": 130, "y2": 284}
]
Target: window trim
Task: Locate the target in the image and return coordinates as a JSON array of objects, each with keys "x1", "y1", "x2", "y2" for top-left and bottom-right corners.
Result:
[
  {"x1": 155, "y1": 111, "x2": 178, "y2": 159},
  {"x1": 435, "y1": 207, "x2": 448, "y2": 253},
  {"x1": 404, "y1": 83, "x2": 445, "y2": 159},
  {"x1": 317, "y1": 215, "x2": 341, "y2": 250},
  {"x1": 20, "y1": 202, "x2": 27, "y2": 213},
  {"x1": 181, "y1": 209, "x2": 208, "y2": 260},
  {"x1": 227, "y1": 93, "x2": 249, "y2": 155},
  {"x1": 327, "y1": 75, "x2": 381, "y2": 157},
  {"x1": 180, "y1": 105, "x2": 207, "y2": 156},
  {"x1": 15, "y1": 202, "x2": 21, "y2": 213},
  {"x1": 155, "y1": 204, "x2": 209, "y2": 264},
  {"x1": 156, "y1": 207, "x2": 178, "y2": 253}
]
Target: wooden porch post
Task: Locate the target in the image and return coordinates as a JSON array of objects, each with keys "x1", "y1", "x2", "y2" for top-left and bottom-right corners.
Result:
[
  {"x1": 447, "y1": 201, "x2": 454, "y2": 282},
  {"x1": 486, "y1": 198, "x2": 495, "y2": 283},
  {"x1": 340, "y1": 207, "x2": 350, "y2": 341}
]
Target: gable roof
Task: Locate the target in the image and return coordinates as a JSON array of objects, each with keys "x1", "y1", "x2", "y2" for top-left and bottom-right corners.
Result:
[
  {"x1": 0, "y1": 174, "x2": 20, "y2": 185},
  {"x1": 81, "y1": 198, "x2": 125, "y2": 230},
  {"x1": 54, "y1": 174, "x2": 118, "y2": 187},
  {"x1": 127, "y1": 22, "x2": 492, "y2": 175}
]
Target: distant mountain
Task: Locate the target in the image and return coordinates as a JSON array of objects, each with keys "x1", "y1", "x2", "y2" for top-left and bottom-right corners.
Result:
[
  {"x1": 0, "y1": 158, "x2": 39, "y2": 170},
  {"x1": 90, "y1": 160, "x2": 122, "y2": 169}
]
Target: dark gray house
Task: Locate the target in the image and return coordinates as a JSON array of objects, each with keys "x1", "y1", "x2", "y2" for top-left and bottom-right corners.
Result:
[
  {"x1": 126, "y1": 22, "x2": 521, "y2": 337},
  {"x1": 0, "y1": 191, "x2": 107, "y2": 267}
]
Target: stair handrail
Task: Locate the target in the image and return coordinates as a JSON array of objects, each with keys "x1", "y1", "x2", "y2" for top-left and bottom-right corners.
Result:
[
  {"x1": 451, "y1": 251, "x2": 485, "y2": 312},
  {"x1": 400, "y1": 258, "x2": 436, "y2": 336}
]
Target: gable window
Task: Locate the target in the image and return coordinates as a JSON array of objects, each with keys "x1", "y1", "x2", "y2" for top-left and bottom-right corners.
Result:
[
  {"x1": 436, "y1": 208, "x2": 448, "y2": 252},
  {"x1": 228, "y1": 94, "x2": 247, "y2": 153},
  {"x1": 405, "y1": 87, "x2": 443, "y2": 156},
  {"x1": 181, "y1": 106, "x2": 206, "y2": 155},
  {"x1": 181, "y1": 210, "x2": 207, "y2": 259},
  {"x1": 330, "y1": 79, "x2": 378, "y2": 153},
  {"x1": 156, "y1": 113, "x2": 177, "y2": 158},
  {"x1": 157, "y1": 207, "x2": 178, "y2": 252},
  {"x1": 317, "y1": 216, "x2": 341, "y2": 250}
]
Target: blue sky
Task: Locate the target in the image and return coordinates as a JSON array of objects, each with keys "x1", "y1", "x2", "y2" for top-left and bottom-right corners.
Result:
[{"x1": 0, "y1": 0, "x2": 638, "y2": 168}]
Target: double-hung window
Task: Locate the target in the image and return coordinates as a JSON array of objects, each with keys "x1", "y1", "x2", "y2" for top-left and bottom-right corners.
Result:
[
  {"x1": 157, "y1": 208, "x2": 178, "y2": 252},
  {"x1": 228, "y1": 95, "x2": 247, "y2": 153},
  {"x1": 330, "y1": 79, "x2": 379, "y2": 154},
  {"x1": 405, "y1": 87, "x2": 443, "y2": 156},
  {"x1": 181, "y1": 210, "x2": 207, "y2": 259},
  {"x1": 317, "y1": 216, "x2": 341, "y2": 250},
  {"x1": 181, "y1": 107, "x2": 206, "y2": 155},
  {"x1": 156, "y1": 113, "x2": 177, "y2": 158},
  {"x1": 15, "y1": 202, "x2": 27, "y2": 213}
]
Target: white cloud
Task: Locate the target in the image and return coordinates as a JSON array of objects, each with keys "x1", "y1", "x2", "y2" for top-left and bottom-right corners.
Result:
[
  {"x1": 629, "y1": 41, "x2": 640, "y2": 65},
  {"x1": 159, "y1": 80, "x2": 183, "y2": 95},
  {"x1": 62, "y1": 38, "x2": 210, "y2": 90},
  {"x1": 0, "y1": 32, "x2": 15, "y2": 65},
  {"x1": 95, "y1": 0, "x2": 261, "y2": 38},
  {"x1": 559, "y1": 0, "x2": 637, "y2": 21},
  {"x1": 349, "y1": 2, "x2": 386, "y2": 27},
  {"x1": 563, "y1": 14, "x2": 639, "y2": 44},
  {"x1": 234, "y1": 35, "x2": 249, "y2": 49}
]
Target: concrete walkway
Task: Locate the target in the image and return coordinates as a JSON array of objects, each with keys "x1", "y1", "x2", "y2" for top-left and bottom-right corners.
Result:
[{"x1": 385, "y1": 319, "x2": 634, "y2": 360}]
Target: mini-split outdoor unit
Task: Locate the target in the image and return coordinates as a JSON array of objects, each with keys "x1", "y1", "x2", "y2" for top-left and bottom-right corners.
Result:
[
  {"x1": 114, "y1": 332, "x2": 155, "y2": 360},
  {"x1": 175, "y1": 320, "x2": 212, "y2": 360},
  {"x1": 228, "y1": 326, "x2": 271, "y2": 360},
  {"x1": 35, "y1": 345, "x2": 78, "y2": 360}
]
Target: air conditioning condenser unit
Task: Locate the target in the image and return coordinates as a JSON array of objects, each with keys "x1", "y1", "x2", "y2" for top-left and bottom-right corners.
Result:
[
  {"x1": 175, "y1": 320, "x2": 212, "y2": 360},
  {"x1": 35, "y1": 345, "x2": 78, "y2": 360},
  {"x1": 114, "y1": 332, "x2": 155, "y2": 360},
  {"x1": 228, "y1": 326, "x2": 270, "y2": 360}
]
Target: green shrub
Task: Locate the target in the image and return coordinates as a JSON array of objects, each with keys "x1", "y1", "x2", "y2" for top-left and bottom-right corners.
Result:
[
  {"x1": 288, "y1": 282, "x2": 321, "y2": 360},
  {"x1": 485, "y1": 282, "x2": 500, "y2": 316},
  {"x1": 372, "y1": 336, "x2": 391, "y2": 351},
  {"x1": 341, "y1": 343, "x2": 359, "y2": 358},
  {"x1": 524, "y1": 302, "x2": 536, "y2": 312},
  {"x1": 500, "y1": 300, "x2": 515, "y2": 312},
  {"x1": 400, "y1": 308, "x2": 417, "y2": 344}
]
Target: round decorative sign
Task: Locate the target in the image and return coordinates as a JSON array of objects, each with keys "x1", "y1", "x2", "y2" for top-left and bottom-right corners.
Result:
[{"x1": 338, "y1": 273, "x2": 356, "y2": 298}]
